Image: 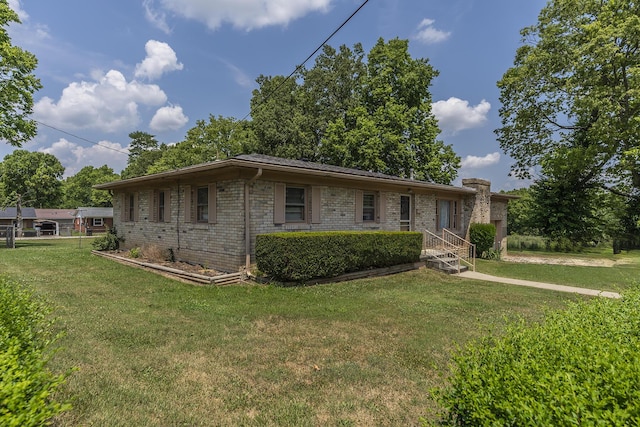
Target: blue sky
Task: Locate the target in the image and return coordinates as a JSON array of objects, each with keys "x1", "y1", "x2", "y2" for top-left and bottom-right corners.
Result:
[{"x1": 5, "y1": 0, "x2": 547, "y2": 190}]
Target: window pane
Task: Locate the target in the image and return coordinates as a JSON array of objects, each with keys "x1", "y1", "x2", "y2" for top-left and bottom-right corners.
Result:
[
  {"x1": 285, "y1": 206, "x2": 305, "y2": 221},
  {"x1": 197, "y1": 187, "x2": 208, "y2": 222},
  {"x1": 439, "y1": 200, "x2": 450, "y2": 229},
  {"x1": 285, "y1": 187, "x2": 305, "y2": 221},
  {"x1": 363, "y1": 193, "x2": 376, "y2": 221},
  {"x1": 452, "y1": 201, "x2": 458, "y2": 229},
  {"x1": 400, "y1": 196, "x2": 410, "y2": 221},
  {"x1": 158, "y1": 191, "x2": 165, "y2": 222},
  {"x1": 128, "y1": 194, "x2": 135, "y2": 221}
]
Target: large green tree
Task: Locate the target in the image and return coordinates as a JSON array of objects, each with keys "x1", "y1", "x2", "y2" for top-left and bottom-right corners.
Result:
[
  {"x1": 250, "y1": 38, "x2": 459, "y2": 183},
  {"x1": 503, "y1": 187, "x2": 537, "y2": 236},
  {"x1": 0, "y1": 0, "x2": 42, "y2": 146},
  {"x1": 120, "y1": 131, "x2": 166, "y2": 179},
  {"x1": 0, "y1": 150, "x2": 64, "y2": 208},
  {"x1": 528, "y1": 149, "x2": 602, "y2": 248},
  {"x1": 148, "y1": 115, "x2": 254, "y2": 174},
  {"x1": 323, "y1": 38, "x2": 458, "y2": 183},
  {"x1": 497, "y1": 0, "x2": 640, "y2": 196},
  {"x1": 250, "y1": 74, "x2": 317, "y2": 160},
  {"x1": 62, "y1": 165, "x2": 119, "y2": 208}
]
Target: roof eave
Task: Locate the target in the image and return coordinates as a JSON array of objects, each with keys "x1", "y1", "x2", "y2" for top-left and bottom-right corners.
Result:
[{"x1": 95, "y1": 158, "x2": 476, "y2": 195}]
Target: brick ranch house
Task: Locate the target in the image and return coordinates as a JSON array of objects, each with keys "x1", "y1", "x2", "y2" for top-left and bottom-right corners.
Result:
[{"x1": 95, "y1": 154, "x2": 514, "y2": 273}]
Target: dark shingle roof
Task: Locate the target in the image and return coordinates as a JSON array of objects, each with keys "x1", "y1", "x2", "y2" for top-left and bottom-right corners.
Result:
[
  {"x1": 95, "y1": 153, "x2": 476, "y2": 195},
  {"x1": 0, "y1": 207, "x2": 37, "y2": 219},
  {"x1": 234, "y1": 154, "x2": 429, "y2": 183}
]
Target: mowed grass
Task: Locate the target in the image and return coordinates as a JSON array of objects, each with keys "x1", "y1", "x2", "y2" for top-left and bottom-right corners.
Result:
[
  {"x1": 477, "y1": 250, "x2": 640, "y2": 292},
  {"x1": 0, "y1": 239, "x2": 586, "y2": 426}
]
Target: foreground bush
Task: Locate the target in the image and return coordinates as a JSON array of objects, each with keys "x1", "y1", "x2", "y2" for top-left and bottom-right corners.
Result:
[
  {"x1": 91, "y1": 226, "x2": 123, "y2": 251},
  {"x1": 255, "y1": 231, "x2": 422, "y2": 282},
  {"x1": 0, "y1": 277, "x2": 71, "y2": 426},
  {"x1": 433, "y1": 288, "x2": 640, "y2": 426}
]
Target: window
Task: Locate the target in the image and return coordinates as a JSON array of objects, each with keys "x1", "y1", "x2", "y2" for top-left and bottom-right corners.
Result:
[
  {"x1": 92, "y1": 218, "x2": 104, "y2": 227},
  {"x1": 151, "y1": 189, "x2": 171, "y2": 223},
  {"x1": 274, "y1": 184, "x2": 315, "y2": 224},
  {"x1": 436, "y1": 199, "x2": 460, "y2": 230},
  {"x1": 128, "y1": 194, "x2": 135, "y2": 221},
  {"x1": 123, "y1": 192, "x2": 137, "y2": 222},
  {"x1": 356, "y1": 190, "x2": 385, "y2": 224},
  {"x1": 362, "y1": 193, "x2": 376, "y2": 222},
  {"x1": 285, "y1": 187, "x2": 306, "y2": 222},
  {"x1": 185, "y1": 184, "x2": 216, "y2": 224},
  {"x1": 196, "y1": 186, "x2": 208, "y2": 222},
  {"x1": 158, "y1": 190, "x2": 166, "y2": 222}
]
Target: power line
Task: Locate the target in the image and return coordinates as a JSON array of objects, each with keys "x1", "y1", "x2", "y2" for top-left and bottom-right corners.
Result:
[
  {"x1": 35, "y1": 120, "x2": 130, "y2": 155},
  {"x1": 238, "y1": 0, "x2": 370, "y2": 122}
]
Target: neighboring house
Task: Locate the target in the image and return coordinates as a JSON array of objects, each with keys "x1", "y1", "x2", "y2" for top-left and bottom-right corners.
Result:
[
  {"x1": 75, "y1": 207, "x2": 114, "y2": 234},
  {"x1": 95, "y1": 154, "x2": 515, "y2": 273},
  {"x1": 35, "y1": 209, "x2": 77, "y2": 236},
  {"x1": 0, "y1": 207, "x2": 37, "y2": 232}
]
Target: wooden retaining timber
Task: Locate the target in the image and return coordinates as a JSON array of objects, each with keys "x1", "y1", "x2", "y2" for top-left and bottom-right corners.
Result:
[
  {"x1": 91, "y1": 250, "x2": 245, "y2": 285},
  {"x1": 93, "y1": 250, "x2": 423, "y2": 286},
  {"x1": 250, "y1": 261, "x2": 425, "y2": 286}
]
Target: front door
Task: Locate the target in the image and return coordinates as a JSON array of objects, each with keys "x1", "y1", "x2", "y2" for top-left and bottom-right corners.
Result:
[{"x1": 400, "y1": 195, "x2": 411, "y2": 231}]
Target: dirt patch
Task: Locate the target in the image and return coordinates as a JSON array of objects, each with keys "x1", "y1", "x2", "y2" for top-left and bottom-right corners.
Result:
[
  {"x1": 502, "y1": 254, "x2": 628, "y2": 267},
  {"x1": 106, "y1": 249, "x2": 223, "y2": 277}
]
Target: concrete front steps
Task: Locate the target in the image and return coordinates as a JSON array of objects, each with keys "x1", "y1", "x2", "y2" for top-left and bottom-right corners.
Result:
[{"x1": 420, "y1": 249, "x2": 469, "y2": 274}]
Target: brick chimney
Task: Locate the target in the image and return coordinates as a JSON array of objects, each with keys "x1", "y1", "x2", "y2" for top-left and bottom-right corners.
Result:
[{"x1": 462, "y1": 178, "x2": 491, "y2": 224}]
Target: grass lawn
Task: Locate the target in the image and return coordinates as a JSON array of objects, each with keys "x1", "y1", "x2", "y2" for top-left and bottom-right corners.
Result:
[
  {"x1": 476, "y1": 249, "x2": 640, "y2": 292},
  {"x1": 0, "y1": 239, "x2": 588, "y2": 426}
]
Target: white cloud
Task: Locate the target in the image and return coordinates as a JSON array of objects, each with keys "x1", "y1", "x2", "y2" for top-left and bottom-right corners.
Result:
[
  {"x1": 157, "y1": 0, "x2": 332, "y2": 30},
  {"x1": 34, "y1": 70, "x2": 168, "y2": 133},
  {"x1": 432, "y1": 97, "x2": 491, "y2": 134},
  {"x1": 40, "y1": 138, "x2": 129, "y2": 178},
  {"x1": 134, "y1": 40, "x2": 183, "y2": 80},
  {"x1": 6, "y1": 0, "x2": 51, "y2": 43},
  {"x1": 143, "y1": 0, "x2": 171, "y2": 34},
  {"x1": 414, "y1": 18, "x2": 451, "y2": 44},
  {"x1": 7, "y1": 0, "x2": 28, "y2": 21},
  {"x1": 220, "y1": 59, "x2": 254, "y2": 88},
  {"x1": 461, "y1": 152, "x2": 501, "y2": 169},
  {"x1": 150, "y1": 105, "x2": 189, "y2": 131}
]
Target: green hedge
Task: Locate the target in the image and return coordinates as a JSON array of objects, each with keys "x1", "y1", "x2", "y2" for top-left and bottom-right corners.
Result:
[
  {"x1": 0, "y1": 277, "x2": 71, "y2": 426},
  {"x1": 469, "y1": 223, "x2": 496, "y2": 257},
  {"x1": 255, "y1": 231, "x2": 423, "y2": 282},
  {"x1": 433, "y1": 287, "x2": 640, "y2": 426}
]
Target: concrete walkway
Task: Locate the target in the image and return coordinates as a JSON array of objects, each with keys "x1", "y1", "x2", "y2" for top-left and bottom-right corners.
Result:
[{"x1": 458, "y1": 271, "x2": 621, "y2": 299}]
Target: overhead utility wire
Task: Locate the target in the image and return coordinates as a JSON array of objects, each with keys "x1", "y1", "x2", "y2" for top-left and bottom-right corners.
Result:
[
  {"x1": 35, "y1": 119, "x2": 130, "y2": 155},
  {"x1": 238, "y1": 0, "x2": 370, "y2": 122}
]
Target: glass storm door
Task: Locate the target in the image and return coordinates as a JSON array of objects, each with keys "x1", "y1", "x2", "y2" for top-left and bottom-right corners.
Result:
[{"x1": 400, "y1": 195, "x2": 411, "y2": 231}]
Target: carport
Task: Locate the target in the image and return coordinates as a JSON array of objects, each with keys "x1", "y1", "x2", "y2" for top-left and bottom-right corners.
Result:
[{"x1": 34, "y1": 220, "x2": 58, "y2": 236}]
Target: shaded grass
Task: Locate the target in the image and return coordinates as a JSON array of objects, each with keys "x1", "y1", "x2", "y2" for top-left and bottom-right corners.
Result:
[
  {"x1": 0, "y1": 239, "x2": 585, "y2": 426},
  {"x1": 477, "y1": 250, "x2": 640, "y2": 292}
]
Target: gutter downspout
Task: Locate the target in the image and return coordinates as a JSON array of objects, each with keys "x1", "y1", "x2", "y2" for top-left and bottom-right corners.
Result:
[{"x1": 245, "y1": 168, "x2": 262, "y2": 271}]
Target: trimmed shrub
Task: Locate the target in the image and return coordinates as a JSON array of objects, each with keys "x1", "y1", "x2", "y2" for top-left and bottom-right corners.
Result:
[
  {"x1": 433, "y1": 287, "x2": 640, "y2": 426},
  {"x1": 255, "y1": 231, "x2": 423, "y2": 282},
  {"x1": 0, "y1": 277, "x2": 71, "y2": 425},
  {"x1": 469, "y1": 223, "x2": 496, "y2": 258}
]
